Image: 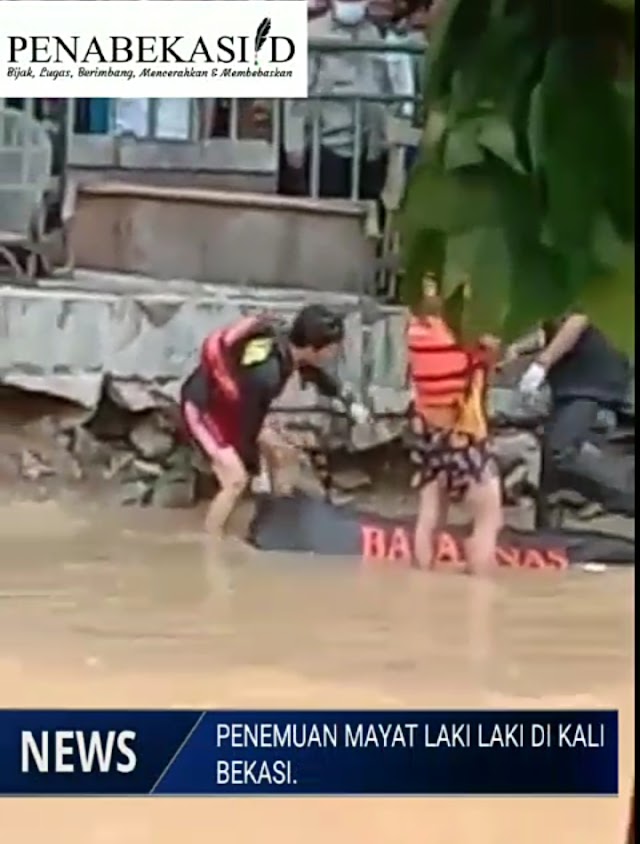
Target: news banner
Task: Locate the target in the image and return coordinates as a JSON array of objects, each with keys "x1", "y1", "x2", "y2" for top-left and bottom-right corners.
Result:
[{"x1": 0, "y1": 710, "x2": 618, "y2": 796}]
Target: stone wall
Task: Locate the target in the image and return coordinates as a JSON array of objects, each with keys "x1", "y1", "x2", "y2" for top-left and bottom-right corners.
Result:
[{"x1": 0, "y1": 386, "x2": 545, "y2": 511}]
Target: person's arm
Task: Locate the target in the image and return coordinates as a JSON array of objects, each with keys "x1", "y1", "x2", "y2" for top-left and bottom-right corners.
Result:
[
  {"x1": 299, "y1": 365, "x2": 371, "y2": 423},
  {"x1": 517, "y1": 315, "x2": 589, "y2": 395},
  {"x1": 299, "y1": 364, "x2": 341, "y2": 398},
  {"x1": 537, "y1": 314, "x2": 589, "y2": 370},
  {"x1": 282, "y1": 53, "x2": 322, "y2": 168}
]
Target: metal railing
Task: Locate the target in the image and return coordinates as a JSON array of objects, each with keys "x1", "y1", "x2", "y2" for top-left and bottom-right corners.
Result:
[{"x1": 0, "y1": 38, "x2": 426, "y2": 199}]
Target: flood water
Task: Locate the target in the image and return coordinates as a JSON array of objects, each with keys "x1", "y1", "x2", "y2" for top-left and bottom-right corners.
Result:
[{"x1": 0, "y1": 499, "x2": 634, "y2": 844}]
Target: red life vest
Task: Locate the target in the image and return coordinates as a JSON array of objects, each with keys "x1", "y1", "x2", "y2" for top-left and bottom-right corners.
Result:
[
  {"x1": 407, "y1": 315, "x2": 491, "y2": 439},
  {"x1": 407, "y1": 316, "x2": 472, "y2": 409},
  {"x1": 201, "y1": 314, "x2": 273, "y2": 404}
]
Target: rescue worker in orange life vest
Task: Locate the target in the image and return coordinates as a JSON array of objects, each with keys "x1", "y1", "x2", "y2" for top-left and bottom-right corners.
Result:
[
  {"x1": 407, "y1": 276, "x2": 503, "y2": 574},
  {"x1": 180, "y1": 305, "x2": 371, "y2": 541}
]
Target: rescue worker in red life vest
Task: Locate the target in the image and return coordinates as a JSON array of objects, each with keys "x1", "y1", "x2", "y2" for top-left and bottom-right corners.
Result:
[
  {"x1": 407, "y1": 276, "x2": 503, "y2": 574},
  {"x1": 181, "y1": 304, "x2": 371, "y2": 540}
]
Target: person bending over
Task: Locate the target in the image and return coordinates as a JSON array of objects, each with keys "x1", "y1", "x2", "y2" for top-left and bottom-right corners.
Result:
[
  {"x1": 516, "y1": 313, "x2": 633, "y2": 522},
  {"x1": 407, "y1": 277, "x2": 503, "y2": 574},
  {"x1": 180, "y1": 305, "x2": 370, "y2": 539}
]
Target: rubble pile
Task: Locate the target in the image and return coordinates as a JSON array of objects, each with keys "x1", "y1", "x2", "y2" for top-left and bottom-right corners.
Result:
[{"x1": 0, "y1": 386, "x2": 544, "y2": 509}]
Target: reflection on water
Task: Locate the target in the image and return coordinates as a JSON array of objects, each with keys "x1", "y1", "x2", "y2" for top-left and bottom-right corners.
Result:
[{"x1": 0, "y1": 500, "x2": 634, "y2": 844}]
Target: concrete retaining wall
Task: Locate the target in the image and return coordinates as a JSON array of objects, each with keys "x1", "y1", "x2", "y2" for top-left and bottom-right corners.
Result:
[
  {"x1": 0, "y1": 275, "x2": 411, "y2": 441},
  {"x1": 71, "y1": 183, "x2": 377, "y2": 293},
  {"x1": 0, "y1": 272, "x2": 552, "y2": 438}
]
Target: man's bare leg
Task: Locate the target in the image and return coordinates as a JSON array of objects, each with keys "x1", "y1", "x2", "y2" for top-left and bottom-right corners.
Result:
[
  {"x1": 205, "y1": 447, "x2": 248, "y2": 539},
  {"x1": 205, "y1": 473, "x2": 247, "y2": 538}
]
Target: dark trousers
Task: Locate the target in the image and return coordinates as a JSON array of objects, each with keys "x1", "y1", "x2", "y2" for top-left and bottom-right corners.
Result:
[
  {"x1": 545, "y1": 398, "x2": 600, "y2": 459},
  {"x1": 279, "y1": 146, "x2": 387, "y2": 200},
  {"x1": 538, "y1": 397, "x2": 634, "y2": 524},
  {"x1": 309, "y1": 146, "x2": 387, "y2": 200}
]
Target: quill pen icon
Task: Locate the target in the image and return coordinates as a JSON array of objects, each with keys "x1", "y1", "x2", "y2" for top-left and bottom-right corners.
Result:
[{"x1": 254, "y1": 17, "x2": 271, "y2": 59}]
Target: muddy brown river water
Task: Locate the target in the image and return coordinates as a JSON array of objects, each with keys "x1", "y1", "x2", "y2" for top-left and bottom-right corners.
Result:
[{"x1": 0, "y1": 499, "x2": 634, "y2": 844}]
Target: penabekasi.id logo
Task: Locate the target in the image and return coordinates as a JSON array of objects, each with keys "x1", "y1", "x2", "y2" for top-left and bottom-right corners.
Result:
[{"x1": 0, "y1": 0, "x2": 309, "y2": 98}]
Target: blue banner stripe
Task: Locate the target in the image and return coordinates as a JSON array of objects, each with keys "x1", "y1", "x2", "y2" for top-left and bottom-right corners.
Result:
[{"x1": 0, "y1": 709, "x2": 618, "y2": 796}]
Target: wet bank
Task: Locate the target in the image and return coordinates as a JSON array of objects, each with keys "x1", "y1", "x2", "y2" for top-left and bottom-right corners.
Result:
[{"x1": 0, "y1": 499, "x2": 634, "y2": 843}]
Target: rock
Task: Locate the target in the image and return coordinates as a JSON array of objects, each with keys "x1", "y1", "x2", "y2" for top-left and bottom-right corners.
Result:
[
  {"x1": 186, "y1": 445, "x2": 212, "y2": 475},
  {"x1": 103, "y1": 450, "x2": 134, "y2": 480},
  {"x1": 330, "y1": 490, "x2": 355, "y2": 506},
  {"x1": 118, "y1": 479, "x2": 153, "y2": 507},
  {"x1": 576, "y1": 501, "x2": 605, "y2": 520},
  {"x1": 151, "y1": 407, "x2": 179, "y2": 432},
  {"x1": 87, "y1": 399, "x2": 134, "y2": 441},
  {"x1": 70, "y1": 427, "x2": 111, "y2": 467},
  {"x1": 332, "y1": 467, "x2": 373, "y2": 492},
  {"x1": 493, "y1": 431, "x2": 541, "y2": 496},
  {"x1": 489, "y1": 386, "x2": 550, "y2": 427},
  {"x1": 292, "y1": 458, "x2": 327, "y2": 497},
  {"x1": 131, "y1": 458, "x2": 163, "y2": 479},
  {"x1": 129, "y1": 415, "x2": 175, "y2": 460},
  {"x1": 502, "y1": 463, "x2": 532, "y2": 505},
  {"x1": 20, "y1": 450, "x2": 54, "y2": 480},
  {"x1": 151, "y1": 469, "x2": 196, "y2": 508},
  {"x1": 251, "y1": 465, "x2": 273, "y2": 494},
  {"x1": 0, "y1": 452, "x2": 21, "y2": 481}
]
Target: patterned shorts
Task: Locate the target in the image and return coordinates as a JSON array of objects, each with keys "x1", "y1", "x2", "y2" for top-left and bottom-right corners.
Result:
[{"x1": 409, "y1": 416, "x2": 496, "y2": 501}]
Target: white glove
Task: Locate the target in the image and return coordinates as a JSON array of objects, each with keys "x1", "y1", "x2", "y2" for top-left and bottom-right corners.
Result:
[
  {"x1": 518, "y1": 362, "x2": 546, "y2": 395},
  {"x1": 348, "y1": 401, "x2": 372, "y2": 425}
]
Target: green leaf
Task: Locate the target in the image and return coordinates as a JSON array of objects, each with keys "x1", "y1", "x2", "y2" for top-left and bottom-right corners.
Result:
[
  {"x1": 526, "y1": 81, "x2": 545, "y2": 176},
  {"x1": 456, "y1": 227, "x2": 511, "y2": 340},
  {"x1": 591, "y1": 213, "x2": 629, "y2": 271},
  {"x1": 476, "y1": 114, "x2": 525, "y2": 173},
  {"x1": 399, "y1": 0, "x2": 635, "y2": 348},
  {"x1": 425, "y1": 0, "x2": 475, "y2": 103},
  {"x1": 501, "y1": 246, "x2": 572, "y2": 342},
  {"x1": 443, "y1": 121, "x2": 484, "y2": 170},
  {"x1": 485, "y1": 158, "x2": 575, "y2": 341},
  {"x1": 400, "y1": 228, "x2": 445, "y2": 308},
  {"x1": 400, "y1": 162, "x2": 501, "y2": 237},
  {"x1": 602, "y1": 0, "x2": 634, "y2": 11},
  {"x1": 577, "y1": 245, "x2": 635, "y2": 357},
  {"x1": 442, "y1": 284, "x2": 467, "y2": 337},
  {"x1": 439, "y1": 10, "x2": 536, "y2": 119},
  {"x1": 423, "y1": 108, "x2": 448, "y2": 152},
  {"x1": 539, "y1": 40, "x2": 634, "y2": 250},
  {"x1": 442, "y1": 229, "x2": 480, "y2": 296}
]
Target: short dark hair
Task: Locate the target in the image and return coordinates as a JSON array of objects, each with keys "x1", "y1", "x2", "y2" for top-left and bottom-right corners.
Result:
[{"x1": 289, "y1": 304, "x2": 345, "y2": 350}]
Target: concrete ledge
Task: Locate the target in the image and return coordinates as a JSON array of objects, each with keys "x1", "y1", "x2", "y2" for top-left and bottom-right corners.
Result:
[
  {"x1": 70, "y1": 166, "x2": 277, "y2": 194},
  {"x1": 68, "y1": 134, "x2": 278, "y2": 174},
  {"x1": 71, "y1": 183, "x2": 377, "y2": 292},
  {"x1": 0, "y1": 275, "x2": 408, "y2": 419}
]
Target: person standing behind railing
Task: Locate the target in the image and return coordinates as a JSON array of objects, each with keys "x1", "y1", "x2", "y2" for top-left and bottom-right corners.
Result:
[
  {"x1": 282, "y1": 0, "x2": 392, "y2": 200},
  {"x1": 383, "y1": 3, "x2": 428, "y2": 172}
]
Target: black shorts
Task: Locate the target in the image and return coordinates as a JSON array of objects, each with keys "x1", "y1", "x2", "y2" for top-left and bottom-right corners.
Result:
[{"x1": 409, "y1": 416, "x2": 496, "y2": 501}]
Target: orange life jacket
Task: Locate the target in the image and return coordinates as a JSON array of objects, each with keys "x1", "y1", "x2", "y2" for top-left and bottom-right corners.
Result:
[
  {"x1": 407, "y1": 315, "x2": 489, "y2": 439},
  {"x1": 201, "y1": 314, "x2": 273, "y2": 403}
]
